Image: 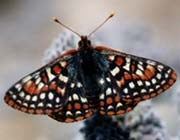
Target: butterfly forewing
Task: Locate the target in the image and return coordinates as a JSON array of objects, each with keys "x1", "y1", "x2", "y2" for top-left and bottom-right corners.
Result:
[
  {"x1": 4, "y1": 50, "x2": 77, "y2": 114},
  {"x1": 96, "y1": 46, "x2": 177, "y2": 103}
]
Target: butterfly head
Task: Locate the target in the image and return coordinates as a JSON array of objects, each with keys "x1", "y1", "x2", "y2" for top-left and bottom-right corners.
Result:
[{"x1": 78, "y1": 36, "x2": 91, "y2": 50}]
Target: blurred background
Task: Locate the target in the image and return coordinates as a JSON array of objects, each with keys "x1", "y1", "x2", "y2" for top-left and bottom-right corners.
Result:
[{"x1": 0, "y1": 0, "x2": 180, "y2": 140}]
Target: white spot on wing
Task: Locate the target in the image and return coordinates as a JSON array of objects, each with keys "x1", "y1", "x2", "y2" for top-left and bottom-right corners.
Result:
[
  {"x1": 19, "y1": 91, "x2": 25, "y2": 97},
  {"x1": 152, "y1": 78, "x2": 157, "y2": 84},
  {"x1": 66, "y1": 111, "x2": 73, "y2": 116},
  {"x1": 145, "y1": 81, "x2": 151, "y2": 86},
  {"x1": 123, "y1": 88, "x2": 128, "y2": 94},
  {"x1": 111, "y1": 67, "x2": 120, "y2": 76},
  {"x1": 107, "y1": 105, "x2": 114, "y2": 110},
  {"x1": 75, "y1": 111, "x2": 82, "y2": 115},
  {"x1": 123, "y1": 63, "x2": 130, "y2": 71},
  {"x1": 129, "y1": 82, "x2": 135, "y2": 89},
  {"x1": 106, "y1": 77, "x2": 111, "y2": 82},
  {"x1": 77, "y1": 82, "x2": 82, "y2": 88},
  {"x1": 22, "y1": 76, "x2": 31, "y2": 83},
  {"x1": 133, "y1": 92, "x2": 139, "y2": 96},
  {"x1": 25, "y1": 95, "x2": 31, "y2": 101},
  {"x1": 136, "y1": 69, "x2": 143, "y2": 76},
  {"x1": 157, "y1": 73, "x2": 162, "y2": 79},
  {"x1": 99, "y1": 78, "x2": 105, "y2": 85},
  {"x1": 137, "y1": 80, "x2": 143, "y2": 86},
  {"x1": 48, "y1": 92, "x2": 54, "y2": 100},
  {"x1": 59, "y1": 74, "x2": 68, "y2": 83},
  {"x1": 38, "y1": 102, "x2": 43, "y2": 107},
  {"x1": 30, "y1": 104, "x2": 35, "y2": 108},
  {"x1": 38, "y1": 82, "x2": 44, "y2": 89},
  {"x1": 100, "y1": 93, "x2": 105, "y2": 99},
  {"x1": 116, "y1": 102, "x2": 122, "y2": 108},
  {"x1": 108, "y1": 55, "x2": 115, "y2": 61},
  {"x1": 47, "y1": 103, "x2": 52, "y2": 108},
  {"x1": 106, "y1": 88, "x2": 112, "y2": 95},
  {"x1": 35, "y1": 77, "x2": 41, "y2": 85},
  {"x1": 56, "y1": 97, "x2": 60, "y2": 103},
  {"x1": 73, "y1": 94, "x2": 79, "y2": 100},
  {"x1": 32, "y1": 96, "x2": 38, "y2": 102},
  {"x1": 46, "y1": 67, "x2": 55, "y2": 81},
  {"x1": 40, "y1": 93, "x2": 46, "y2": 100},
  {"x1": 70, "y1": 83, "x2": 75, "y2": 88},
  {"x1": 80, "y1": 96, "x2": 87, "y2": 103}
]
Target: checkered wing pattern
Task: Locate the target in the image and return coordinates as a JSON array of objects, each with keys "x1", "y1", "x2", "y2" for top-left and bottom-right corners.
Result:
[
  {"x1": 96, "y1": 46, "x2": 177, "y2": 115},
  {"x1": 48, "y1": 79, "x2": 93, "y2": 123},
  {"x1": 4, "y1": 50, "x2": 77, "y2": 114}
]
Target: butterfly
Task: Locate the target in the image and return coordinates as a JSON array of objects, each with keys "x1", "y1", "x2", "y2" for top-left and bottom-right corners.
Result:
[{"x1": 4, "y1": 14, "x2": 177, "y2": 123}]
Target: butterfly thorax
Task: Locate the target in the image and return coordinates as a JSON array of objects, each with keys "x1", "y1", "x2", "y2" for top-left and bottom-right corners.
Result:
[
  {"x1": 78, "y1": 36, "x2": 91, "y2": 50},
  {"x1": 76, "y1": 47, "x2": 109, "y2": 101}
]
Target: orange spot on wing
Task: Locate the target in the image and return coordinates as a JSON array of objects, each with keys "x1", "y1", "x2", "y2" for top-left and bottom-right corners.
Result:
[
  {"x1": 53, "y1": 65, "x2": 61, "y2": 74},
  {"x1": 163, "y1": 84, "x2": 169, "y2": 90},
  {"x1": 171, "y1": 71, "x2": 177, "y2": 80},
  {"x1": 144, "y1": 69, "x2": 153, "y2": 79},
  {"x1": 65, "y1": 118, "x2": 74, "y2": 123},
  {"x1": 127, "y1": 107, "x2": 132, "y2": 111},
  {"x1": 14, "y1": 104, "x2": 20, "y2": 109},
  {"x1": 168, "y1": 79, "x2": 174, "y2": 85},
  {"x1": 131, "y1": 64, "x2": 135, "y2": 72},
  {"x1": 74, "y1": 103, "x2": 81, "y2": 110},
  {"x1": 134, "y1": 97, "x2": 141, "y2": 102},
  {"x1": 42, "y1": 85, "x2": 48, "y2": 92},
  {"x1": 100, "y1": 101, "x2": 105, "y2": 106},
  {"x1": 34, "y1": 88, "x2": 41, "y2": 94},
  {"x1": 116, "y1": 110, "x2": 125, "y2": 114},
  {"x1": 106, "y1": 97, "x2": 113, "y2": 104},
  {"x1": 83, "y1": 104, "x2": 88, "y2": 109},
  {"x1": 124, "y1": 72, "x2": 132, "y2": 80},
  {"x1": 115, "y1": 57, "x2": 123, "y2": 66},
  {"x1": 143, "y1": 95, "x2": 150, "y2": 100},
  {"x1": 24, "y1": 81, "x2": 36, "y2": 94},
  {"x1": 85, "y1": 111, "x2": 93, "y2": 118},
  {"x1": 114, "y1": 96, "x2": 120, "y2": 102},
  {"x1": 150, "y1": 93, "x2": 156, "y2": 97},
  {"x1": 132, "y1": 74, "x2": 139, "y2": 79},
  {"x1": 28, "y1": 109, "x2": 35, "y2": 114},
  {"x1": 49, "y1": 82, "x2": 57, "y2": 90},
  {"x1": 157, "y1": 89, "x2": 163, "y2": 94},
  {"x1": 76, "y1": 116, "x2": 84, "y2": 121},
  {"x1": 21, "y1": 107, "x2": 27, "y2": 112},
  {"x1": 42, "y1": 73, "x2": 48, "y2": 83},
  {"x1": 8, "y1": 100, "x2": 14, "y2": 106},
  {"x1": 57, "y1": 87, "x2": 62, "y2": 94},
  {"x1": 67, "y1": 104, "x2": 72, "y2": 110},
  {"x1": 36, "y1": 109, "x2": 43, "y2": 114},
  {"x1": 45, "y1": 109, "x2": 52, "y2": 114}
]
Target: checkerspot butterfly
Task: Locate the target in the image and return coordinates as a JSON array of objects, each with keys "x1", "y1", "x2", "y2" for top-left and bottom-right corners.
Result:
[{"x1": 4, "y1": 13, "x2": 177, "y2": 123}]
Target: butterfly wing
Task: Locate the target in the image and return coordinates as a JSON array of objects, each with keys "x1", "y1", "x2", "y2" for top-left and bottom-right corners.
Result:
[
  {"x1": 4, "y1": 50, "x2": 77, "y2": 114},
  {"x1": 48, "y1": 79, "x2": 93, "y2": 123},
  {"x1": 95, "y1": 46, "x2": 177, "y2": 115}
]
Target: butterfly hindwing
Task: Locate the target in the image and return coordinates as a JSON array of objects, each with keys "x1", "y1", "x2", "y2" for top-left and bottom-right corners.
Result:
[
  {"x1": 48, "y1": 81, "x2": 93, "y2": 123},
  {"x1": 98, "y1": 73, "x2": 138, "y2": 115},
  {"x1": 4, "y1": 50, "x2": 77, "y2": 114},
  {"x1": 96, "y1": 46, "x2": 177, "y2": 104}
]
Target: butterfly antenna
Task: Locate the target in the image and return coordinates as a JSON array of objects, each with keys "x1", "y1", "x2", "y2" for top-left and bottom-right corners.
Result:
[
  {"x1": 88, "y1": 12, "x2": 115, "y2": 37},
  {"x1": 52, "y1": 17, "x2": 81, "y2": 37}
]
